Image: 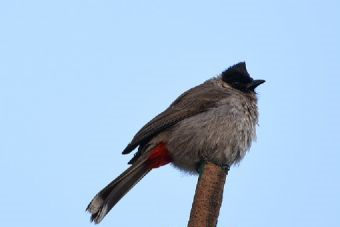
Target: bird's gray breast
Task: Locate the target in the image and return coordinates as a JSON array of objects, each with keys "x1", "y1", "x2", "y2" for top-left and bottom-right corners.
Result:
[{"x1": 166, "y1": 94, "x2": 258, "y2": 172}]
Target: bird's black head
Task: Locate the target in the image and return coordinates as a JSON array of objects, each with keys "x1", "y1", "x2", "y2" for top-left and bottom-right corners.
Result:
[{"x1": 222, "y1": 62, "x2": 265, "y2": 93}]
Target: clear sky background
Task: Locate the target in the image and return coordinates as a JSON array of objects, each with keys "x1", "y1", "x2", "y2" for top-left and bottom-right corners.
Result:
[{"x1": 1, "y1": 1, "x2": 339, "y2": 227}]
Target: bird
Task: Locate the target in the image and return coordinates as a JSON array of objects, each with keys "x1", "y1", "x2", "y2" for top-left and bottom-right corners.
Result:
[{"x1": 86, "y1": 62, "x2": 265, "y2": 224}]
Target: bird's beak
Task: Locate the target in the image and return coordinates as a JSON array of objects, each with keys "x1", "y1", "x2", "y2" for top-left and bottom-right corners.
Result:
[{"x1": 248, "y1": 79, "x2": 265, "y2": 90}]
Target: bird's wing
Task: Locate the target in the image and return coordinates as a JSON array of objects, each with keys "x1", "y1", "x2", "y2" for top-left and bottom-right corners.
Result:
[{"x1": 122, "y1": 80, "x2": 229, "y2": 155}]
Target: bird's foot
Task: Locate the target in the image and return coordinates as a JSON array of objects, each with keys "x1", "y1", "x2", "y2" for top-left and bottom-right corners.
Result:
[{"x1": 196, "y1": 161, "x2": 230, "y2": 175}]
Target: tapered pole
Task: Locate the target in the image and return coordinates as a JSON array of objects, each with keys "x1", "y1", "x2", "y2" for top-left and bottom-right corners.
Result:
[{"x1": 187, "y1": 162, "x2": 228, "y2": 227}]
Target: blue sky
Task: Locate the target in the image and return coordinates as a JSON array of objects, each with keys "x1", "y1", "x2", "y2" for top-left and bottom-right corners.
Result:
[{"x1": 0, "y1": 1, "x2": 339, "y2": 227}]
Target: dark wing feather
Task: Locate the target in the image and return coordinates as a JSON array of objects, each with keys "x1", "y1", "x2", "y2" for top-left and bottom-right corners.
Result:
[{"x1": 122, "y1": 79, "x2": 229, "y2": 155}]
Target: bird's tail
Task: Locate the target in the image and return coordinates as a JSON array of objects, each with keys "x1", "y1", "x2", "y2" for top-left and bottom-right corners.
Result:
[
  {"x1": 86, "y1": 142, "x2": 172, "y2": 224},
  {"x1": 86, "y1": 160, "x2": 150, "y2": 224}
]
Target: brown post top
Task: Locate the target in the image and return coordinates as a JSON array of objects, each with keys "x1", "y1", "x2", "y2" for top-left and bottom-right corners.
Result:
[{"x1": 187, "y1": 162, "x2": 228, "y2": 227}]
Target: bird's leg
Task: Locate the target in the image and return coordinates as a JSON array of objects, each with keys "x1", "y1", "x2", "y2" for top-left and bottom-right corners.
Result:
[
  {"x1": 196, "y1": 160, "x2": 230, "y2": 175},
  {"x1": 220, "y1": 164, "x2": 230, "y2": 174}
]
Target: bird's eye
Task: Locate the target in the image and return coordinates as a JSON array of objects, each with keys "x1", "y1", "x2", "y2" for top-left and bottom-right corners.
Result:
[{"x1": 232, "y1": 82, "x2": 240, "y2": 86}]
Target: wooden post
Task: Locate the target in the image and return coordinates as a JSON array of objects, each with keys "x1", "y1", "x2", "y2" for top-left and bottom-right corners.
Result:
[{"x1": 187, "y1": 162, "x2": 228, "y2": 227}]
